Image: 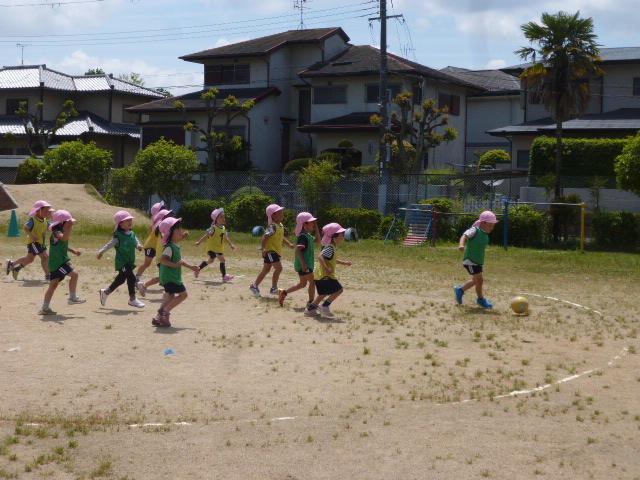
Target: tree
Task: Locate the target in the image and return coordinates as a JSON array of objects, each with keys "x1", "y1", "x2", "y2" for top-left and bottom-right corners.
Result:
[
  {"x1": 614, "y1": 132, "x2": 640, "y2": 196},
  {"x1": 128, "y1": 138, "x2": 199, "y2": 208},
  {"x1": 39, "y1": 140, "x2": 112, "y2": 188},
  {"x1": 174, "y1": 88, "x2": 255, "y2": 171},
  {"x1": 6, "y1": 100, "x2": 78, "y2": 156},
  {"x1": 84, "y1": 68, "x2": 105, "y2": 75},
  {"x1": 296, "y1": 159, "x2": 340, "y2": 212},
  {"x1": 118, "y1": 72, "x2": 145, "y2": 85},
  {"x1": 515, "y1": 10, "x2": 603, "y2": 198}
]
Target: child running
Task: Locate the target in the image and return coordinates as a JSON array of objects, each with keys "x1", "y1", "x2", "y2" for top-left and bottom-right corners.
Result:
[
  {"x1": 249, "y1": 204, "x2": 294, "y2": 297},
  {"x1": 454, "y1": 210, "x2": 499, "y2": 309},
  {"x1": 98, "y1": 210, "x2": 145, "y2": 308},
  {"x1": 38, "y1": 210, "x2": 86, "y2": 315},
  {"x1": 278, "y1": 212, "x2": 320, "y2": 308},
  {"x1": 6, "y1": 200, "x2": 55, "y2": 281},
  {"x1": 137, "y1": 208, "x2": 173, "y2": 297},
  {"x1": 304, "y1": 223, "x2": 352, "y2": 317},
  {"x1": 153, "y1": 217, "x2": 199, "y2": 327},
  {"x1": 135, "y1": 208, "x2": 167, "y2": 287},
  {"x1": 194, "y1": 208, "x2": 236, "y2": 282}
]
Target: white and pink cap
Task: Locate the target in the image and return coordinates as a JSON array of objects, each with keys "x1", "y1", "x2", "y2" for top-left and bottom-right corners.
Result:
[
  {"x1": 211, "y1": 208, "x2": 224, "y2": 222},
  {"x1": 159, "y1": 217, "x2": 182, "y2": 245},
  {"x1": 29, "y1": 200, "x2": 54, "y2": 217},
  {"x1": 49, "y1": 210, "x2": 76, "y2": 230},
  {"x1": 152, "y1": 209, "x2": 172, "y2": 228},
  {"x1": 472, "y1": 210, "x2": 499, "y2": 227},
  {"x1": 150, "y1": 201, "x2": 165, "y2": 216},
  {"x1": 295, "y1": 212, "x2": 317, "y2": 235},
  {"x1": 114, "y1": 210, "x2": 134, "y2": 225},
  {"x1": 321, "y1": 222, "x2": 346, "y2": 246},
  {"x1": 266, "y1": 204, "x2": 284, "y2": 224}
]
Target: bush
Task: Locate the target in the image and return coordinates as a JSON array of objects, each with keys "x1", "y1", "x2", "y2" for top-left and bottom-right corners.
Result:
[
  {"x1": 226, "y1": 193, "x2": 274, "y2": 233},
  {"x1": 14, "y1": 156, "x2": 43, "y2": 184},
  {"x1": 502, "y1": 204, "x2": 551, "y2": 248},
  {"x1": 478, "y1": 150, "x2": 510, "y2": 169},
  {"x1": 377, "y1": 215, "x2": 408, "y2": 242},
  {"x1": 39, "y1": 140, "x2": 112, "y2": 188},
  {"x1": 591, "y1": 211, "x2": 640, "y2": 249},
  {"x1": 178, "y1": 199, "x2": 224, "y2": 229},
  {"x1": 419, "y1": 198, "x2": 458, "y2": 242},
  {"x1": 284, "y1": 158, "x2": 311, "y2": 173},
  {"x1": 614, "y1": 132, "x2": 640, "y2": 196},
  {"x1": 317, "y1": 207, "x2": 382, "y2": 239},
  {"x1": 230, "y1": 185, "x2": 264, "y2": 202}
]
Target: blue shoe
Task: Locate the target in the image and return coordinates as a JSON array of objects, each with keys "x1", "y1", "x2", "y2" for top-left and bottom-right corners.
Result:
[
  {"x1": 476, "y1": 297, "x2": 493, "y2": 309},
  {"x1": 454, "y1": 286, "x2": 464, "y2": 305}
]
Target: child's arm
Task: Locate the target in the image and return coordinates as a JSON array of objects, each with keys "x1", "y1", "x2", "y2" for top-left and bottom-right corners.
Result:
[
  {"x1": 60, "y1": 221, "x2": 74, "y2": 242},
  {"x1": 179, "y1": 259, "x2": 200, "y2": 272},
  {"x1": 225, "y1": 234, "x2": 236, "y2": 250},
  {"x1": 97, "y1": 237, "x2": 118, "y2": 259},
  {"x1": 69, "y1": 246, "x2": 82, "y2": 257},
  {"x1": 337, "y1": 259, "x2": 352, "y2": 266},
  {"x1": 136, "y1": 236, "x2": 144, "y2": 251},
  {"x1": 195, "y1": 230, "x2": 211, "y2": 247},
  {"x1": 312, "y1": 222, "x2": 321, "y2": 243},
  {"x1": 458, "y1": 234, "x2": 468, "y2": 252},
  {"x1": 159, "y1": 253, "x2": 179, "y2": 268},
  {"x1": 284, "y1": 234, "x2": 295, "y2": 249},
  {"x1": 24, "y1": 226, "x2": 39, "y2": 243},
  {"x1": 261, "y1": 233, "x2": 268, "y2": 256},
  {"x1": 318, "y1": 252, "x2": 331, "y2": 275},
  {"x1": 296, "y1": 246, "x2": 308, "y2": 271}
]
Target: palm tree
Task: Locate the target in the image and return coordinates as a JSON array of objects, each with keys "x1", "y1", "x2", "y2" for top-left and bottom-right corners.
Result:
[{"x1": 515, "y1": 11, "x2": 603, "y2": 198}]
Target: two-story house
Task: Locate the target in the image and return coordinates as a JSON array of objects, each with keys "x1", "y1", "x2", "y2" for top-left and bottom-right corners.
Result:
[
  {"x1": 0, "y1": 65, "x2": 165, "y2": 168},
  {"x1": 488, "y1": 47, "x2": 640, "y2": 171},
  {"x1": 129, "y1": 28, "x2": 487, "y2": 172}
]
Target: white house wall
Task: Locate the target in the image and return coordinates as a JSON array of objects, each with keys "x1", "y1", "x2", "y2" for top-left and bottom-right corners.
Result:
[{"x1": 601, "y1": 64, "x2": 640, "y2": 111}]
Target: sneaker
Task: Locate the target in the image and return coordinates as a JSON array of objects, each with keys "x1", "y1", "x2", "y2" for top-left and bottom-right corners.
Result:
[
  {"x1": 304, "y1": 308, "x2": 320, "y2": 317},
  {"x1": 38, "y1": 306, "x2": 57, "y2": 315},
  {"x1": 12, "y1": 267, "x2": 19, "y2": 280},
  {"x1": 69, "y1": 296, "x2": 86, "y2": 304},
  {"x1": 278, "y1": 288, "x2": 287, "y2": 307},
  {"x1": 194, "y1": 268, "x2": 200, "y2": 279},
  {"x1": 99, "y1": 289, "x2": 108, "y2": 306},
  {"x1": 476, "y1": 297, "x2": 494, "y2": 309},
  {"x1": 306, "y1": 300, "x2": 313, "y2": 309},
  {"x1": 128, "y1": 298, "x2": 145, "y2": 308},
  {"x1": 151, "y1": 317, "x2": 162, "y2": 327},
  {"x1": 5, "y1": 260, "x2": 12, "y2": 276},
  {"x1": 249, "y1": 284, "x2": 261, "y2": 297},
  {"x1": 156, "y1": 308, "x2": 171, "y2": 327},
  {"x1": 454, "y1": 286, "x2": 464, "y2": 305},
  {"x1": 269, "y1": 286, "x2": 278, "y2": 295},
  {"x1": 137, "y1": 282, "x2": 147, "y2": 297},
  {"x1": 222, "y1": 274, "x2": 234, "y2": 283},
  {"x1": 318, "y1": 305, "x2": 334, "y2": 317}
]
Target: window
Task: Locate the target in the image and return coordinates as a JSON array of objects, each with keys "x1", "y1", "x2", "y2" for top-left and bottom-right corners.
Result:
[
  {"x1": 633, "y1": 77, "x2": 640, "y2": 96},
  {"x1": 516, "y1": 150, "x2": 530, "y2": 169},
  {"x1": 438, "y1": 93, "x2": 460, "y2": 115},
  {"x1": 365, "y1": 84, "x2": 401, "y2": 103},
  {"x1": 412, "y1": 84, "x2": 423, "y2": 105},
  {"x1": 6, "y1": 98, "x2": 27, "y2": 115},
  {"x1": 313, "y1": 85, "x2": 347, "y2": 104},
  {"x1": 205, "y1": 64, "x2": 250, "y2": 85},
  {"x1": 298, "y1": 90, "x2": 311, "y2": 127},
  {"x1": 122, "y1": 105, "x2": 139, "y2": 124}
]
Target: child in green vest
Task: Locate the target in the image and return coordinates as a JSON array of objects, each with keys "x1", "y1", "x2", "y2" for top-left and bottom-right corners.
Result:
[
  {"x1": 38, "y1": 210, "x2": 86, "y2": 315},
  {"x1": 154, "y1": 217, "x2": 199, "y2": 327},
  {"x1": 278, "y1": 212, "x2": 320, "y2": 308},
  {"x1": 98, "y1": 210, "x2": 145, "y2": 308},
  {"x1": 454, "y1": 211, "x2": 499, "y2": 308}
]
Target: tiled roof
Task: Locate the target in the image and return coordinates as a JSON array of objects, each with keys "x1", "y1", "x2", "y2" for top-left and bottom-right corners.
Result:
[
  {"x1": 299, "y1": 46, "x2": 483, "y2": 90},
  {"x1": 298, "y1": 111, "x2": 395, "y2": 133},
  {"x1": 502, "y1": 46, "x2": 640, "y2": 73},
  {"x1": 440, "y1": 67, "x2": 520, "y2": 92},
  {"x1": 487, "y1": 108, "x2": 640, "y2": 136},
  {"x1": 0, "y1": 112, "x2": 139, "y2": 138},
  {"x1": 0, "y1": 65, "x2": 165, "y2": 98},
  {"x1": 180, "y1": 28, "x2": 349, "y2": 62},
  {"x1": 127, "y1": 87, "x2": 280, "y2": 113}
]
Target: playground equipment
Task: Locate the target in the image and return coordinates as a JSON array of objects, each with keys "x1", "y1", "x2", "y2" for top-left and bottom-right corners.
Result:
[{"x1": 385, "y1": 204, "x2": 435, "y2": 246}]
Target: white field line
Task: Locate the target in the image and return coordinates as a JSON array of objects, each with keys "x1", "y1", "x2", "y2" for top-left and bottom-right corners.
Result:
[{"x1": 520, "y1": 292, "x2": 603, "y2": 316}]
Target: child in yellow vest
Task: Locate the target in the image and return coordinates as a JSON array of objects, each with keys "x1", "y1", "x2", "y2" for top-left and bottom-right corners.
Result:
[
  {"x1": 137, "y1": 209, "x2": 173, "y2": 297},
  {"x1": 195, "y1": 208, "x2": 236, "y2": 282},
  {"x1": 249, "y1": 204, "x2": 294, "y2": 297}
]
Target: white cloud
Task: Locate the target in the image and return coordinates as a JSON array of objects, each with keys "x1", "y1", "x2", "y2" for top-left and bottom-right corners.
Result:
[{"x1": 485, "y1": 59, "x2": 507, "y2": 70}]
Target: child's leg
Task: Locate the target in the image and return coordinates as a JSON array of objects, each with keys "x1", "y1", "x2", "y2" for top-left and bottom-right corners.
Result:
[
  {"x1": 143, "y1": 276, "x2": 160, "y2": 288},
  {"x1": 310, "y1": 294, "x2": 327, "y2": 308},
  {"x1": 43, "y1": 279, "x2": 60, "y2": 304},
  {"x1": 285, "y1": 275, "x2": 308, "y2": 295},
  {"x1": 136, "y1": 255, "x2": 154, "y2": 278},
  {"x1": 217, "y1": 254, "x2": 227, "y2": 277},
  {"x1": 325, "y1": 288, "x2": 343, "y2": 304},
  {"x1": 14, "y1": 252, "x2": 36, "y2": 270},
  {"x1": 198, "y1": 256, "x2": 216, "y2": 270},
  {"x1": 307, "y1": 278, "x2": 316, "y2": 303},
  {"x1": 254, "y1": 263, "x2": 272, "y2": 286},
  {"x1": 106, "y1": 270, "x2": 128, "y2": 294},
  {"x1": 125, "y1": 268, "x2": 137, "y2": 299},
  {"x1": 39, "y1": 252, "x2": 50, "y2": 276},
  {"x1": 68, "y1": 270, "x2": 81, "y2": 297},
  {"x1": 270, "y1": 261, "x2": 283, "y2": 288},
  {"x1": 462, "y1": 272, "x2": 483, "y2": 298},
  {"x1": 164, "y1": 291, "x2": 188, "y2": 312}
]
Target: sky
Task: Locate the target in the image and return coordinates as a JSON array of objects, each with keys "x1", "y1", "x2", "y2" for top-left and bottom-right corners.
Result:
[{"x1": 0, "y1": 0, "x2": 637, "y2": 96}]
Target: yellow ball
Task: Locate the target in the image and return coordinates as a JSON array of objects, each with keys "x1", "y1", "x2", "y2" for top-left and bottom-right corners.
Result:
[{"x1": 510, "y1": 296, "x2": 529, "y2": 314}]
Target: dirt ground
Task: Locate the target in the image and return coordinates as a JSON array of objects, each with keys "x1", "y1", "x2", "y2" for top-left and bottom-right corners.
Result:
[{"x1": 1, "y1": 184, "x2": 639, "y2": 479}]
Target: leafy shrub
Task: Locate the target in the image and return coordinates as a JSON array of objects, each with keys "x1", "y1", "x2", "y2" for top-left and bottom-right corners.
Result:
[
  {"x1": 39, "y1": 140, "x2": 112, "y2": 188},
  {"x1": 478, "y1": 150, "x2": 510, "y2": 169},
  {"x1": 551, "y1": 193, "x2": 583, "y2": 240},
  {"x1": 226, "y1": 193, "x2": 274, "y2": 233},
  {"x1": 230, "y1": 185, "x2": 264, "y2": 202},
  {"x1": 178, "y1": 199, "x2": 223, "y2": 229},
  {"x1": 502, "y1": 204, "x2": 551, "y2": 248},
  {"x1": 317, "y1": 207, "x2": 382, "y2": 239},
  {"x1": 419, "y1": 198, "x2": 457, "y2": 242},
  {"x1": 316, "y1": 152, "x2": 340, "y2": 163},
  {"x1": 284, "y1": 158, "x2": 311, "y2": 173},
  {"x1": 14, "y1": 156, "x2": 43, "y2": 184},
  {"x1": 591, "y1": 211, "x2": 640, "y2": 249},
  {"x1": 297, "y1": 160, "x2": 340, "y2": 211},
  {"x1": 377, "y1": 215, "x2": 408, "y2": 242},
  {"x1": 614, "y1": 132, "x2": 640, "y2": 196}
]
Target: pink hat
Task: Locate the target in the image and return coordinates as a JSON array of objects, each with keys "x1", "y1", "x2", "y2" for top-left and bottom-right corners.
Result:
[
  {"x1": 150, "y1": 201, "x2": 165, "y2": 216},
  {"x1": 211, "y1": 208, "x2": 224, "y2": 221},
  {"x1": 159, "y1": 217, "x2": 182, "y2": 245},
  {"x1": 49, "y1": 210, "x2": 76, "y2": 230},
  {"x1": 29, "y1": 200, "x2": 54, "y2": 217},
  {"x1": 114, "y1": 210, "x2": 134, "y2": 225},
  {"x1": 321, "y1": 222, "x2": 346, "y2": 246},
  {"x1": 295, "y1": 212, "x2": 317, "y2": 235},
  {"x1": 472, "y1": 210, "x2": 499, "y2": 227},
  {"x1": 152, "y1": 209, "x2": 172, "y2": 228},
  {"x1": 266, "y1": 204, "x2": 284, "y2": 224}
]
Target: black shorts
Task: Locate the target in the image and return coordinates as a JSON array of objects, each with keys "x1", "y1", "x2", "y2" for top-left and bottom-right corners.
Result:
[
  {"x1": 208, "y1": 251, "x2": 223, "y2": 259},
  {"x1": 144, "y1": 247, "x2": 156, "y2": 258},
  {"x1": 27, "y1": 242, "x2": 47, "y2": 256},
  {"x1": 263, "y1": 251, "x2": 281, "y2": 264},
  {"x1": 315, "y1": 277, "x2": 342, "y2": 295},
  {"x1": 297, "y1": 268, "x2": 313, "y2": 276},
  {"x1": 50, "y1": 262, "x2": 74, "y2": 281},
  {"x1": 163, "y1": 282, "x2": 186, "y2": 294},
  {"x1": 464, "y1": 263, "x2": 483, "y2": 275}
]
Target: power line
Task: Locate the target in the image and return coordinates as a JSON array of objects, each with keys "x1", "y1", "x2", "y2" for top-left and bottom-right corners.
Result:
[{"x1": 0, "y1": 0, "x2": 105, "y2": 7}]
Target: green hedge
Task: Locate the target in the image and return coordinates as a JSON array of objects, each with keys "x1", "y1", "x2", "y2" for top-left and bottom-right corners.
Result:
[
  {"x1": 178, "y1": 199, "x2": 224, "y2": 229},
  {"x1": 591, "y1": 211, "x2": 640, "y2": 249},
  {"x1": 225, "y1": 193, "x2": 275, "y2": 233},
  {"x1": 14, "y1": 157, "x2": 43, "y2": 184},
  {"x1": 316, "y1": 207, "x2": 382, "y2": 239},
  {"x1": 377, "y1": 215, "x2": 408, "y2": 242},
  {"x1": 530, "y1": 136, "x2": 626, "y2": 176}
]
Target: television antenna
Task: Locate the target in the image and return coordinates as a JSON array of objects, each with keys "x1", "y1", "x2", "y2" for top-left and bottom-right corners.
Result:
[
  {"x1": 293, "y1": 0, "x2": 311, "y2": 30},
  {"x1": 16, "y1": 43, "x2": 29, "y2": 65}
]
